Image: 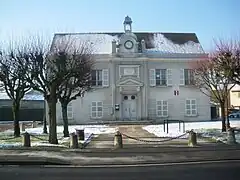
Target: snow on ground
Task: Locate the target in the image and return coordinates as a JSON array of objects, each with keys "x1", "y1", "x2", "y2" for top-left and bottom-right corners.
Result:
[
  {"x1": 0, "y1": 125, "x2": 117, "y2": 148},
  {"x1": 143, "y1": 120, "x2": 240, "y2": 143}
]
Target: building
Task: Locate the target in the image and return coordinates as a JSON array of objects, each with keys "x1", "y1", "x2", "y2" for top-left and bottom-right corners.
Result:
[
  {"x1": 50, "y1": 16, "x2": 211, "y2": 124},
  {"x1": 229, "y1": 85, "x2": 240, "y2": 110},
  {"x1": 0, "y1": 90, "x2": 44, "y2": 122}
]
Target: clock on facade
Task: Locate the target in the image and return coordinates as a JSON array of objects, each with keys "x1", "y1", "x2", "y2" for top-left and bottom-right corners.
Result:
[{"x1": 124, "y1": 40, "x2": 134, "y2": 49}]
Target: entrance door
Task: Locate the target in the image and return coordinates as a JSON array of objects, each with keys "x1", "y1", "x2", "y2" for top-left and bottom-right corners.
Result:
[{"x1": 122, "y1": 95, "x2": 137, "y2": 120}]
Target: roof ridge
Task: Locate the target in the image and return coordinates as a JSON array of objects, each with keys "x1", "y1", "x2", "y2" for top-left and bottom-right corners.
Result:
[{"x1": 54, "y1": 32, "x2": 197, "y2": 36}]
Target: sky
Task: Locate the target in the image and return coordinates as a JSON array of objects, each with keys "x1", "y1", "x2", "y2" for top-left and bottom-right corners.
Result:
[{"x1": 0, "y1": 0, "x2": 239, "y2": 51}]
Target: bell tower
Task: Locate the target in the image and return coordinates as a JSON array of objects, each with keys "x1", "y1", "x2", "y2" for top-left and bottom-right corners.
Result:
[{"x1": 123, "y1": 16, "x2": 132, "y2": 33}]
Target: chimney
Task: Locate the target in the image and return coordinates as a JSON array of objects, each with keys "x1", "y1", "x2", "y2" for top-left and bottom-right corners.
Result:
[
  {"x1": 112, "y1": 40, "x2": 117, "y2": 54},
  {"x1": 141, "y1": 39, "x2": 146, "y2": 52}
]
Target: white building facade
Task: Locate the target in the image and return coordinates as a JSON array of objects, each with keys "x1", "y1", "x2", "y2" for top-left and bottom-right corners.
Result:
[{"x1": 51, "y1": 16, "x2": 211, "y2": 124}]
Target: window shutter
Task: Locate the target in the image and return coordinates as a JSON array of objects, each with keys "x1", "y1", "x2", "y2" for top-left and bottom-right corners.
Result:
[
  {"x1": 192, "y1": 70, "x2": 196, "y2": 85},
  {"x1": 149, "y1": 69, "x2": 156, "y2": 86},
  {"x1": 167, "y1": 69, "x2": 172, "y2": 86},
  {"x1": 102, "y1": 69, "x2": 109, "y2": 87},
  {"x1": 179, "y1": 69, "x2": 185, "y2": 86}
]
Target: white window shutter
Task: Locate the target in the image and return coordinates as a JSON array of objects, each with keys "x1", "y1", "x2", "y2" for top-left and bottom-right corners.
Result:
[
  {"x1": 179, "y1": 69, "x2": 185, "y2": 86},
  {"x1": 149, "y1": 69, "x2": 156, "y2": 86},
  {"x1": 167, "y1": 69, "x2": 172, "y2": 86},
  {"x1": 102, "y1": 69, "x2": 109, "y2": 87}
]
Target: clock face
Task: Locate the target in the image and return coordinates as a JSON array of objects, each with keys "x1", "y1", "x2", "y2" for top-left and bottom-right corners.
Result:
[{"x1": 124, "y1": 40, "x2": 133, "y2": 49}]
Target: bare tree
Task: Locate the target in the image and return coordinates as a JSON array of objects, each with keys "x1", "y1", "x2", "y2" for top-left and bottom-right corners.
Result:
[
  {"x1": 190, "y1": 54, "x2": 235, "y2": 132},
  {"x1": 21, "y1": 36, "x2": 93, "y2": 144},
  {"x1": 57, "y1": 44, "x2": 94, "y2": 137},
  {"x1": 213, "y1": 40, "x2": 240, "y2": 85},
  {"x1": 0, "y1": 45, "x2": 31, "y2": 137}
]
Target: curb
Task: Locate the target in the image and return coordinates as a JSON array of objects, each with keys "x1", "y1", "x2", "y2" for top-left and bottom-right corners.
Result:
[
  {"x1": 0, "y1": 155, "x2": 71, "y2": 166},
  {"x1": 52, "y1": 159, "x2": 240, "y2": 167}
]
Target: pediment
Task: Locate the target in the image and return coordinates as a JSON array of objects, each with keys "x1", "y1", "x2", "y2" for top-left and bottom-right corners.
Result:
[{"x1": 117, "y1": 78, "x2": 143, "y2": 87}]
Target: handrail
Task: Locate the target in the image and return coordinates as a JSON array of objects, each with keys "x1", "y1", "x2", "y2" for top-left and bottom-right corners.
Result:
[{"x1": 163, "y1": 119, "x2": 185, "y2": 134}]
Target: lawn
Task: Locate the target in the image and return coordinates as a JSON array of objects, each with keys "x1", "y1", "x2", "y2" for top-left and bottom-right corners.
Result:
[{"x1": 0, "y1": 125, "x2": 116, "y2": 148}]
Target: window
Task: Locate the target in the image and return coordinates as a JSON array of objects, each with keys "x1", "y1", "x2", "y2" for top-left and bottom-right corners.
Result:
[
  {"x1": 91, "y1": 70, "x2": 102, "y2": 86},
  {"x1": 149, "y1": 69, "x2": 172, "y2": 86},
  {"x1": 185, "y1": 99, "x2": 197, "y2": 116},
  {"x1": 156, "y1": 69, "x2": 167, "y2": 86},
  {"x1": 184, "y1": 69, "x2": 194, "y2": 85},
  {"x1": 180, "y1": 69, "x2": 194, "y2": 85},
  {"x1": 67, "y1": 103, "x2": 73, "y2": 119},
  {"x1": 156, "y1": 100, "x2": 168, "y2": 117},
  {"x1": 91, "y1": 101, "x2": 103, "y2": 118}
]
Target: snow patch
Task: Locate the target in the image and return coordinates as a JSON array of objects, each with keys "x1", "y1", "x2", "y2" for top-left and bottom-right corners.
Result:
[
  {"x1": 23, "y1": 125, "x2": 116, "y2": 135},
  {"x1": 1, "y1": 125, "x2": 117, "y2": 147},
  {"x1": 143, "y1": 120, "x2": 240, "y2": 143}
]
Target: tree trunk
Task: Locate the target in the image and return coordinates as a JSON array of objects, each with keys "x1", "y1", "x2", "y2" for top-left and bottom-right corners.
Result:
[
  {"x1": 226, "y1": 116, "x2": 230, "y2": 129},
  {"x1": 220, "y1": 103, "x2": 226, "y2": 132},
  {"x1": 43, "y1": 109, "x2": 48, "y2": 134},
  {"x1": 12, "y1": 101, "x2": 20, "y2": 137},
  {"x1": 61, "y1": 102, "x2": 69, "y2": 137},
  {"x1": 47, "y1": 85, "x2": 58, "y2": 144}
]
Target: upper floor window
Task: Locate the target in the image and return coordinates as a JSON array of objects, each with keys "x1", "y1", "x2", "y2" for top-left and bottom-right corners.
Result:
[
  {"x1": 149, "y1": 69, "x2": 172, "y2": 86},
  {"x1": 91, "y1": 69, "x2": 109, "y2": 87},
  {"x1": 156, "y1": 69, "x2": 167, "y2": 86},
  {"x1": 180, "y1": 69, "x2": 194, "y2": 85},
  {"x1": 91, "y1": 70, "x2": 102, "y2": 86}
]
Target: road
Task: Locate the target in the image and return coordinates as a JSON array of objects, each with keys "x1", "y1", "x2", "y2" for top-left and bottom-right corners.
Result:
[{"x1": 0, "y1": 160, "x2": 240, "y2": 180}]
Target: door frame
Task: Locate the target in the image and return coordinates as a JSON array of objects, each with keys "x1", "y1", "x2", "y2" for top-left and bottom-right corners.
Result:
[{"x1": 121, "y1": 94, "x2": 137, "y2": 120}]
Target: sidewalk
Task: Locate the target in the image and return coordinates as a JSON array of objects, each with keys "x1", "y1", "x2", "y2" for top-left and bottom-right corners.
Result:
[
  {"x1": 86, "y1": 125, "x2": 213, "y2": 149},
  {"x1": 0, "y1": 145, "x2": 240, "y2": 166}
]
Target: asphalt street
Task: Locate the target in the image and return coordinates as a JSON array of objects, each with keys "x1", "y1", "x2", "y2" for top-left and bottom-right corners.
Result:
[{"x1": 1, "y1": 160, "x2": 240, "y2": 180}]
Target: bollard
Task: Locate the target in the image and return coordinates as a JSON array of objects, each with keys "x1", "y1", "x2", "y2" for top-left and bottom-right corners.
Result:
[
  {"x1": 70, "y1": 133, "x2": 78, "y2": 149},
  {"x1": 75, "y1": 129, "x2": 84, "y2": 140},
  {"x1": 20, "y1": 123, "x2": 25, "y2": 132},
  {"x1": 226, "y1": 128, "x2": 237, "y2": 145},
  {"x1": 114, "y1": 131, "x2": 123, "y2": 149},
  {"x1": 188, "y1": 130, "x2": 197, "y2": 147},
  {"x1": 22, "y1": 132, "x2": 31, "y2": 147},
  {"x1": 32, "y1": 121, "x2": 37, "y2": 128}
]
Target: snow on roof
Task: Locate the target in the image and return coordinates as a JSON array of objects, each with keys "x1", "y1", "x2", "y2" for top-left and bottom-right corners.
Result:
[
  {"x1": 231, "y1": 84, "x2": 240, "y2": 91},
  {"x1": 145, "y1": 33, "x2": 204, "y2": 54},
  {"x1": 0, "y1": 91, "x2": 44, "y2": 101},
  {"x1": 52, "y1": 32, "x2": 205, "y2": 55},
  {"x1": 53, "y1": 33, "x2": 120, "y2": 54}
]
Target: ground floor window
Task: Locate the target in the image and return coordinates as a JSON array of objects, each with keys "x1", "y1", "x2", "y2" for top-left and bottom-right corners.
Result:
[
  {"x1": 185, "y1": 99, "x2": 197, "y2": 116},
  {"x1": 156, "y1": 100, "x2": 168, "y2": 117},
  {"x1": 67, "y1": 102, "x2": 73, "y2": 119},
  {"x1": 91, "y1": 101, "x2": 103, "y2": 118}
]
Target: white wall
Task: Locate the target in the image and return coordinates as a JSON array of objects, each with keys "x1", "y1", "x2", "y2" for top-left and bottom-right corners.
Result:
[
  {"x1": 147, "y1": 60, "x2": 211, "y2": 122},
  {"x1": 230, "y1": 85, "x2": 240, "y2": 108},
  {"x1": 56, "y1": 88, "x2": 113, "y2": 125}
]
